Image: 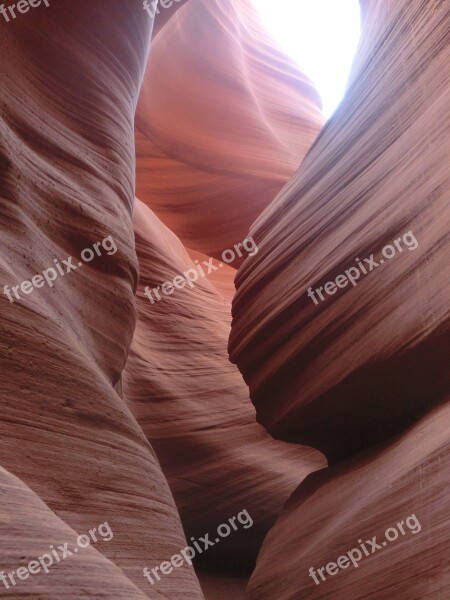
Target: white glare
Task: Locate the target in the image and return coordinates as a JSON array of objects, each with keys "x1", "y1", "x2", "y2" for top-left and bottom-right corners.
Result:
[{"x1": 251, "y1": 0, "x2": 361, "y2": 117}]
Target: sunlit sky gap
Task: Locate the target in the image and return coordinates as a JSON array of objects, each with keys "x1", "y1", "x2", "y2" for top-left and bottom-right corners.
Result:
[{"x1": 250, "y1": 0, "x2": 361, "y2": 117}]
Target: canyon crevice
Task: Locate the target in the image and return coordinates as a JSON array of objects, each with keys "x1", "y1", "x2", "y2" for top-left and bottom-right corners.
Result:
[{"x1": 0, "y1": 0, "x2": 448, "y2": 599}]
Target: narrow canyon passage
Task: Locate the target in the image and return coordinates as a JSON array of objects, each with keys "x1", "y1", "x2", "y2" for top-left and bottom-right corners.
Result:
[{"x1": 0, "y1": 1, "x2": 448, "y2": 599}]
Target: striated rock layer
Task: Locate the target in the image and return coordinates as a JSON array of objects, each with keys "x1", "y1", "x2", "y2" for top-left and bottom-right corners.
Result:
[
  {"x1": 229, "y1": 0, "x2": 450, "y2": 461},
  {"x1": 0, "y1": 467, "x2": 151, "y2": 599},
  {"x1": 136, "y1": 0, "x2": 324, "y2": 259},
  {"x1": 123, "y1": 199, "x2": 326, "y2": 576},
  {"x1": 0, "y1": 2, "x2": 203, "y2": 598},
  {"x1": 2, "y1": 0, "x2": 446, "y2": 599},
  {"x1": 245, "y1": 399, "x2": 450, "y2": 600}
]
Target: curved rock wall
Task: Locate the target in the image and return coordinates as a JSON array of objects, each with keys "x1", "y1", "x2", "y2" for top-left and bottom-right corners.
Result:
[
  {"x1": 0, "y1": 467, "x2": 151, "y2": 599},
  {"x1": 123, "y1": 199, "x2": 325, "y2": 573},
  {"x1": 229, "y1": 0, "x2": 450, "y2": 461},
  {"x1": 2, "y1": 0, "x2": 447, "y2": 598},
  {"x1": 0, "y1": 2, "x2": 203, "y2": 598},
  {"x1": 227, "y1": 1, "x2": 450, "y2": 598},
  {"x1": 245, "y1": 399, "x2": 450, "y2": 600},
  {"x1": 136, "y1": 0, "x2": 324, "y2": 259}
]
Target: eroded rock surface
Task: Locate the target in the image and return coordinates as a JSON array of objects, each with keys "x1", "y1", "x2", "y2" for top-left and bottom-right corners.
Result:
[
  {"x1": 229, "y1": 0, "x2": 450, "y2": 461},
  {"x1": 0, "y1": 2, "x2": 203, "y2": 598},
  {"x1": 1, "y1": 0, "x2": 447, "y2": 599},
  {"x1": 123, "y1": 199, "x2": 325, "y2": 574},
  {"x1": 245, "y1": 400, "x2": 450, "y2": 600},
  {"x1": 136, "y1": 0, "x2": 324, "y2": 259}
]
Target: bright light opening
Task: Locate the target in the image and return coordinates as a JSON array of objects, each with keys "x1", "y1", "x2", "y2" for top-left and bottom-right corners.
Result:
[{"x1": 251, "y1": 0, "x2": 361, "y2": 117}]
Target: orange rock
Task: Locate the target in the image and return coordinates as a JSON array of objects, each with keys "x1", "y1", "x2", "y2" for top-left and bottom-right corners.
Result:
[
  {"x1": 229, "y1": 0, "x2": 450, "y2": 461},
  {"x1": 136, "y1": 0, "x2": 324, "y2": 259},
  {"x1": 245, "y1": 400, "x2": 450, "y2": 600},
  {"x1": 123, "y1": 199, "x2": 326, "y2": 574},
  {"x1": 0, "y1": 3, "x2": 202, "y2": 598},
  {"x1": 0, "y1": 467, "x2": 151, "y2": 599}
]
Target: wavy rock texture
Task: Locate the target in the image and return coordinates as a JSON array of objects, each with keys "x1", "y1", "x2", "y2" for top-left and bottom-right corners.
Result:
[
  {"x1": 123, "y1": 199, "x2": 326, "y2": 576},
  {"x1": 0, "y1": 467, "x2": 151, "y2": 599},
  {"x1": 136, "y1": 0, "x2": 324, "y2": 259},
  {"x1": 0, "y1": 2, "x2": 203, "y2": 598},
  {"x1": 2, "y1": 0, "x2": 446, "y2": 600},
  {"x1": 129, "y1": 3, "x2": 327, "y2": 594},
  {"x1": 229, "y1": 0, "x2": 450, "y2": 461},
  {"x1": 245, "y1": 399, "x2": 450, "y2": 600}
]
